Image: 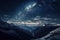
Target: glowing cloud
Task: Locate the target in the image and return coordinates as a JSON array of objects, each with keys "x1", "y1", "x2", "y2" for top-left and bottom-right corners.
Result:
[{"x1": 25, "y1": 2, "x2": 37, "y2": 10}]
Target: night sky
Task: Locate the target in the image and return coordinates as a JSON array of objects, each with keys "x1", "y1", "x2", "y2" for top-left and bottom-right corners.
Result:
[
  {"x1": 0, "y1": 0, "x2": 60, "y2": 40},
  {"x1": 0, "y1": 0, "x2": 60, "y2": 23}
]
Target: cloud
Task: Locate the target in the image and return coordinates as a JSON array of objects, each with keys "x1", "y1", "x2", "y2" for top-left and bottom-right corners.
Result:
[
  {"x1": 6, "y1": 15, "x2": 60, "y2": 27},
  {"x1": 33, "y1": 16, "x2": 60, "y2": 24},
  {"x1": 41, "y1": 17, "x2": 52, "y2": 20}
]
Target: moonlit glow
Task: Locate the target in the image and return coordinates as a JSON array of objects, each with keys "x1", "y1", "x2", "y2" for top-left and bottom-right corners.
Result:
[
  {"x1": 32, "y1": 3, "x2": 37, "y2": 7},
  {"x1": 25, "y1": 2, "x2": 37, "y2": 10},
  {"x1": 26, "y1": 5, "x2": 32, "y2": 10}
]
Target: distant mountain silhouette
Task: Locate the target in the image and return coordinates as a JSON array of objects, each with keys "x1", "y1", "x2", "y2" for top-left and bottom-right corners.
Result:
[{"x1": 0, "y1": 19, "x2": 59, "y2": 40}]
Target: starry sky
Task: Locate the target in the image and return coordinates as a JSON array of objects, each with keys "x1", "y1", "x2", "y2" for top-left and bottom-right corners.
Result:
[{"x1": 0, "y1": 0, "x2": 60, "y2": 23}]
